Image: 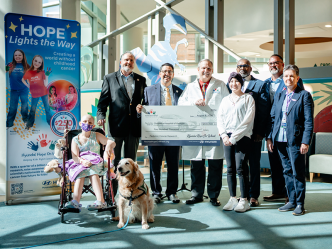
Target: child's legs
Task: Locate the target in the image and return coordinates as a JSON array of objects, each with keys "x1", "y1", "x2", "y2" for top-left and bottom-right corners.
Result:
[
  {"x1": 89, "y1": 174, "x2": 105, "y2": 203},
  {"x1": 6, "y1": 90, "x2": 20, "y2": 127},
  {"x1": 19, "y1": 88, "x2": 29, "y2": 123},
  {"x1": 27, "y1": 97, "x2": 39, "y2": 128},
  {"x1": 40, "y1": 95, "x2": 51, "y2": 125},
  {"x1": 73, "y1": 178, "x2": 85, "y2": 203}
]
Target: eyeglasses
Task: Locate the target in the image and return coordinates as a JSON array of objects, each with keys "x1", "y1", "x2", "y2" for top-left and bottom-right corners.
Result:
[
  {"x1": 267, "y1": 61, "x2": 282, "y2": 66},
  {"x1": 237, "y1": 64, "x2": 250, "y2": 69},
  {"x1": 161, "y1": 70, "x2": 173, "y2": 74}
]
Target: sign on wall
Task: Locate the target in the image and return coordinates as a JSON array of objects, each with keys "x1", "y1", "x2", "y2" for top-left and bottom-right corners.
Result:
[{"x1": 5, "y1": 13, "x2": 81, "y2": 200}]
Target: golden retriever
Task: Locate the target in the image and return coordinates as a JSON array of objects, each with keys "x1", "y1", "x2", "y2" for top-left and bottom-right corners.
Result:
[{"x1": 114, "y1": 158, "x2": 154, "y2": 229}]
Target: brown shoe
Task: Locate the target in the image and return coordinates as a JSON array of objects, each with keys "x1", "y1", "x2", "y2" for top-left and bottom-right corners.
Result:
[
  {"x1": 250, "y1": 198, "x2": 259, "y2": 207},
  {"x1": 263, "y1": 194, "x2": 286, "y2": 201}
]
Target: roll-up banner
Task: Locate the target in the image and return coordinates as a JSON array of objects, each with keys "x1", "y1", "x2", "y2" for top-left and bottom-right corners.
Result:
[{"x1": 5, "y1": 13, "x2": 81, "y2": 201}]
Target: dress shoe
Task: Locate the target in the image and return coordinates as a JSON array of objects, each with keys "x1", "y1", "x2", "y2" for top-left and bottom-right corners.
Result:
[
  {"x1": 186, "y1": 196, "x2": 203, "y2": 204},
  {"x1": 168, "y1": 194, "x2": 180, "y2": 203},
  {"x1": 278, "y1": 202, "x2": 296, "y2": 212},
  {"x1": 153, "y1": 195, "x2": 161, "y2": 204},
  {"x1": 210, "y1": 198, "x2": 221, "y2": 206},
  {"x1": 263, "y1": 194, "x2": 286, "y2": 201},
  {"x1": 293, "y1": 205, "x2": 305, "y2": 216},
  {"x1": 250, "y1": 198, "x2": 259, "y2": 207}
]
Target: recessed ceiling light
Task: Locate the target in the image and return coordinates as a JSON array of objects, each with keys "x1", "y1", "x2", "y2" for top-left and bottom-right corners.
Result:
[
  {"x1": 325, "y1": 24, "x2": 332, "y2": 28},
  {"x1": 256, "y1": 54, "x2": 260, "y2": 56}
]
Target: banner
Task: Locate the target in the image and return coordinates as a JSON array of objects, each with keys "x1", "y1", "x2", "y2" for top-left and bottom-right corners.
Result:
[{"x1": 5, "y1": 13, "x2": 81, "y2": 200}]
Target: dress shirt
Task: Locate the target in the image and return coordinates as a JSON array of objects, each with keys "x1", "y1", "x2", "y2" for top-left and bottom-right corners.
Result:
[
  {"x1": 217, "y1": 93, "x2": 255, "y2": 145},
  {"x1": 160, "y1": 83, "x2": 174, "y2": 106},
  {"x1": 121, "y1": 71, "x2": 135, "y2": 99},
  {"x1": 198, "y1": 79, "x2": 210, "y2": 92},
  {"x1": 269, "y1": 75, "x2": 283, "y2": 103},
  {"x1": 241, "y1": 75, "x2": 251, "y2": 93},
  {"x1": 276, "y1": 91, "x2": 294, "y2": 142}
]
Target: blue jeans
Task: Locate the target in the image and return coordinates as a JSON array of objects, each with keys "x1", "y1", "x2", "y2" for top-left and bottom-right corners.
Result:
[
  {"x1": 27, "y1": 94, "x2": 52, "y2": 128},
  {"x1": 6, "y1": 88, "x2": 29, "y2": 127}
]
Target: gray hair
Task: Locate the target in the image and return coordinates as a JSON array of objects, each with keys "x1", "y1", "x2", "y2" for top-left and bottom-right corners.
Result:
[
  {"x1": 283, "y1": 64, "x2": 299, "y2": 76},
  {"x1": 120, "y1": 51, "x2": 135, "y2": 61},
  {"x1": 198, "y1": 59, "x2": 213, "y2": 68}
]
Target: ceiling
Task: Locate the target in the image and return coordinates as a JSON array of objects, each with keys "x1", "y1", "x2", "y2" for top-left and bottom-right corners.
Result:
[{"x1": 90, "y1": 0, "x2": 332, "y2": 60}]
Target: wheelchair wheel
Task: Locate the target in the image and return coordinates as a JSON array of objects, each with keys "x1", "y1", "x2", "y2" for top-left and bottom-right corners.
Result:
[{"x1": 60, "y1": 212, "x2": 65, "y2": 223}]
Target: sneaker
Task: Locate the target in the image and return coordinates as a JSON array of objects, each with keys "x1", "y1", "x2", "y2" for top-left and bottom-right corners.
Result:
[
  {"x1": 292, "y1": 205, "x2": 305, "y2": 216},
  {"x1": 223, "y1": 197, "x2": 239, "y2": 211},
  {"x1": 278, "y1": 202, "x2": 296, "y2": 212},
  {"x1": 65, "y1": 200, "x2": 82, "y2": 212},
  {"x1": 87, "y1": 200, "x2": 107, "y2": 211},
  {"x1": 234, "y1": 198, "x2": 250, "y2": 212}
]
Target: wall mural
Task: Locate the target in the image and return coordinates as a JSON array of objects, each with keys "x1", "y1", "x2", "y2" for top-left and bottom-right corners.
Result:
[{"x1": 132, "y1": 13, "x2": 188, "y2": 85}]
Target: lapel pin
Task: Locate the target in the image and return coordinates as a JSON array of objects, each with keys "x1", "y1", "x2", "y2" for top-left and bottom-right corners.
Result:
[{"x1": 176, "y1": 90, "x2": 178, "y2": 93}]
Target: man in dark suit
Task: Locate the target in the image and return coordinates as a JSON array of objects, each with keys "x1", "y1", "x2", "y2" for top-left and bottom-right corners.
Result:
[
  {"x1": 97, "y1": 51, "x2": 147, "y2": 169},
  {"x1": 263, "y1": 54, "x2": 304, "y2": 202},
  {"x1": 136, "y1": 63, "x2": 182, "y2": 204},
  {"x1": 267, "y1": 64, "x2": 314, "y2": 215},
  {"x1": 235, "y1": 59, "x2": 269, "y2": 207}
]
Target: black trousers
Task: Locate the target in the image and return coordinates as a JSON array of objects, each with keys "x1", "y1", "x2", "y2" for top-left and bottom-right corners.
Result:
[
  {"x1": 268, "y1": 144, "x2": 286, "y2": 195},
  {"x1": 191, "y1": 159, "x2": 223, "y2": 199},
  {"x1": 245, "y1": 139, "x2": 262, "y2": 199},
  {"x1": 148, "y1": 146, "x2": 180, "y2": 197},
  {"x1": 223, "y1": 136, "x2": 250, "y2": 198}
]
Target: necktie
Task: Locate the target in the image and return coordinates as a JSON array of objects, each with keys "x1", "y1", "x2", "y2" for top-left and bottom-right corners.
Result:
[
  {"x1": 202, "y1": 83, "x2": 207, "y2": 100},
  {"x1": 126, "y1": 79, "x2": 132, "y2": 99},
  {"x1": 165, "y1": 88, "x2": 172, "y2": 106}
]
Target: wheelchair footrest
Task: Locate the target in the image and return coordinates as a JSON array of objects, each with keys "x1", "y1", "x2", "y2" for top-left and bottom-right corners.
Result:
[
  {"x1": 59, "y1": 207, "x2": 80, "y2": 214},
  {"x1": 97, "y1": 205, "x2": 117, "y2": 213}
]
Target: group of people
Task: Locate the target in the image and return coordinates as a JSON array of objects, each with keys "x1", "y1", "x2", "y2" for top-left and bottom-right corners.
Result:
[
  {"x1": 49, "y1": 85, "x2": 77, "y2": 111},
  {"x1": 95, "y1": 51, "x2": 314, "y2": 215}
]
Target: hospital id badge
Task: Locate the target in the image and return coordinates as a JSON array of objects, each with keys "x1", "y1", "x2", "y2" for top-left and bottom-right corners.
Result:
[{"x1": 281, "y1": 117, "x2": 287, "y2": 128}]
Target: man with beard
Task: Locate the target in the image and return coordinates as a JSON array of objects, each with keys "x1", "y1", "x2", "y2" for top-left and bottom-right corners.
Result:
[
  {"x1": 233, "y1": 59, "x2": 269, "y2": 207},
  {"x1": 97, "y1": 51, "x2": 147, "y2": 190},
  {"x1": 263, "y1": 54, "x2": 304, "y2": 202},
  {"x1": 136, "y1": 63, "x2": 183, "y2": 204},
  {"x1": 178, "y1": 59, "x2": 229, "y2": 206}
]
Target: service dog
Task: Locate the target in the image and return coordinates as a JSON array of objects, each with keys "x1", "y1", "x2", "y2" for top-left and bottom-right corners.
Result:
[{"x1": 114, "y1": 158, "x2": 154, "y2": 229}]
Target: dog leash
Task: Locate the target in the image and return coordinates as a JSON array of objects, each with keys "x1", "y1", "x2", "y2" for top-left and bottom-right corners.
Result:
[{"x1": 16, "y1": 208, "x2": 132, "y2": 249}]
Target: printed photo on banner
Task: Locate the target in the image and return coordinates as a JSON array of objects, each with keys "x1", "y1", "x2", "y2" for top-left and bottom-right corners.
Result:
[{"x1": 5, "y1": 13, "x2": 81, "y2": 200}]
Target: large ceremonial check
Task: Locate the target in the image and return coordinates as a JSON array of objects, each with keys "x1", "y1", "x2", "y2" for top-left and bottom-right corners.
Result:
[{"x1": 141, "y1": 106, "x2": 220, "y2": 146}]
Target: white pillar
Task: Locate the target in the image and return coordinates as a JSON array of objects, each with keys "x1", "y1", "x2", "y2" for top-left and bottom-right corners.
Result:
[
  {"x1": 0, "y1": 0, "x2": 42, "y2": 199},
  {"x1": 106, "y1": 0, "x2": 117, "y2": 74},
  {"x1": 60, "y1": 0, "x2": 80, "y2": 22}
]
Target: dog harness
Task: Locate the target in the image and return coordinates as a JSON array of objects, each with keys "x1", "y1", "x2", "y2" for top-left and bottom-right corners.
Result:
[{"x1": 119, "y1": 181, "x2": 148, "y2": 206}]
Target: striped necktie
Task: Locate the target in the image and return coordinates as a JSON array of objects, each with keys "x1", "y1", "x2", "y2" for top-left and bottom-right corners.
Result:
[
  {"x1": 165, "y1": 88, "x2": 172, "y2": 106},
  {"x1": 202, "y1": 83, "x2": 207, "y2": 100}
]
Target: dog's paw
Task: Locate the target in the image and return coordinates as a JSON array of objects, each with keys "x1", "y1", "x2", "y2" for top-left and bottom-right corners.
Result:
[
  {"x1": 142, "y1": 223, "x2": 150, "y2": 230},
  {"x1": 112, "y1": 216, "x2": 119, "y2": 221},
  {"x1": 117, "y1": 222, "x2": 125, "y2": 228},
  {"x1": 147, "y1": 217, "x2": 154, "y2": 223}
]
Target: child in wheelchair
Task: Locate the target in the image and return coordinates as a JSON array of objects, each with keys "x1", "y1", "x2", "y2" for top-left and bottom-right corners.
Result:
[{"x1": 51, "y1": 114, "x2": 116, "y2": 212}]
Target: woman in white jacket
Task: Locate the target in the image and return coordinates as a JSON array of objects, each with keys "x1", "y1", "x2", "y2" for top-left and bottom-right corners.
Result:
[{"x1": 217, "y1": 72, "x2": 255, "y2": 212}]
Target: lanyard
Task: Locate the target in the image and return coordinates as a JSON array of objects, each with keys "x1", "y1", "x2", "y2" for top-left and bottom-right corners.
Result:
[{"x1": 285, "y1": 91, "x2": 294, "y2": 114}]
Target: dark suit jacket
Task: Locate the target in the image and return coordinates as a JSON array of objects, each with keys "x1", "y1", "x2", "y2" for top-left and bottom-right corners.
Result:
[
  {"x1": 97, "y1": 70, "x2": 147, "y2": 137},
  {"x1": 143, "y1": 83, "x2": 183, "y2": 106},
  {"x1": 268, "y1": 85, "x2": 314, "y2": 147}
]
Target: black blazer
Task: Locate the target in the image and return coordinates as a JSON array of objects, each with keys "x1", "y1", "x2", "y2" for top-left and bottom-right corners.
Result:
[
  {"x1": 268, "y1": 85, "x2": 314, "y2": 146},
  {"x1": 97, "y1": 70, "x2": 147, "y2": 137}
]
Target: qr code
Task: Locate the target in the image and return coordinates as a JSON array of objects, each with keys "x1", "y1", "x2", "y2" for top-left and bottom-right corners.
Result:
[{"x1": 11, "y1": 183, "x2": 23, "y2": 195}]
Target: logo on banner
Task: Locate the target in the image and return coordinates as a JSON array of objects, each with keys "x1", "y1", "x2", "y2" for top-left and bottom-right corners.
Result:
[{"x1": 50, "y1": 111, "x2": 78, "y2": 136}]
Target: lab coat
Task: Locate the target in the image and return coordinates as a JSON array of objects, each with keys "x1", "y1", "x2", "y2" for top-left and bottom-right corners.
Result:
[{"x1": 178, "y1": 77, "x2": 229, "y2": 160}]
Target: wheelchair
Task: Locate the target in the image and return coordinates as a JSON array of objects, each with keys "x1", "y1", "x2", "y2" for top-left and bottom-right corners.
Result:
[{"x1": 58, "y1": 124, "x2": 117, "y2": 223}]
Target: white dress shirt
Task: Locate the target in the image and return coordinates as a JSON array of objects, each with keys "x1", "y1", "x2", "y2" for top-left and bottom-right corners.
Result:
[
  {"x1": 241, "y1": 75, "x2": 251, "y2": 93},
  {"x1": 217, "y1": 93, "x2": 255, "y2": 145},
  {"x1": 160, "y1": 83, "x2": 174, "y2": 106}
]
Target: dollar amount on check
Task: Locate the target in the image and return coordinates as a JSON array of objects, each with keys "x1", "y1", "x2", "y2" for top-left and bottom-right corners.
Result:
[{"x1": 141, "y1": 106, "x2": 220, "y2": 146}]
